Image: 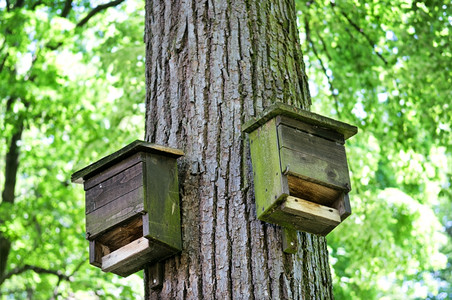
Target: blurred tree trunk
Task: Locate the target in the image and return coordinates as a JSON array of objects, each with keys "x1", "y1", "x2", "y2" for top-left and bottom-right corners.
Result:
[
  {"x1": 0, "y1": 99, "x2": 23, "y2": 282},
  {"x1": 144, "y1": 0, "x2": 334, "y2": 299}
]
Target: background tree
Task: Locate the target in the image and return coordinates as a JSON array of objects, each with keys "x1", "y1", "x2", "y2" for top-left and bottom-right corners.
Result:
[
  {"x1": 0, "y1": 0, "x2": 146, "y2": 298},
  {"x1": 0, "y1": 0, "x2": 450, "y2": 299},
  {"x1": 297, "y1": 0, "x2": 451, "y2": 298}
]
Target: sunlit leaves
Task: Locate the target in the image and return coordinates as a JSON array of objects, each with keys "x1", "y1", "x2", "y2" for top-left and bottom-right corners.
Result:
[
  {"x1": 297, "y1": 0, "x2": 451, "y2": 298},
  {"x1": 0, "y1": 0, "x2": 145, "y2": 298}
]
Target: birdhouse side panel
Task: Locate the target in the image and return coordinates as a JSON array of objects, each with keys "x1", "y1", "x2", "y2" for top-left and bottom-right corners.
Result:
[
  {"x1": 248, "y1": 118, "x2": 288, "y2": 219},
  {"x1": 144, "y1": 153, "x2": 182, "y2": 252}
]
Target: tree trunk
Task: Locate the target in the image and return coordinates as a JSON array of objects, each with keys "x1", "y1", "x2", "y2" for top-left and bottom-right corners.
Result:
[
  {"x1": 0, "y1": 102, "x2": 23, "y2": 282},
  {"x1": 144, "y1": 0, "x2": 334, "y2": 299}
]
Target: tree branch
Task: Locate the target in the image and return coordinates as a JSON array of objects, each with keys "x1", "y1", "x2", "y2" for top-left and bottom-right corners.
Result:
[
  {"x1": 0, "y1": 264, "x2": 71, "y2": 286},
  {"x1": 60, "y1": 0, "x2": 73, "y2": 18},
  {"x1": 330, "y1": 1, "x2": 388, "y2": 65},
  {"x1": 31, "y1": 1, "x2": 44, "y2": 10},
  {"x1": 13, "y1": 0, "x2": 25, "y2": 9},
  {"x1": 0, "y1": 52, "x2": 8, "y2": 74},
  {"x1": 76, "y1": 0, "x2": 126, "y2": 27},
  {"x1": 315, "y1": 29, "x2": 332, "y2": 61},
  {"x1": 304, "y1": 17, "x2": 341, "y2": 118}
]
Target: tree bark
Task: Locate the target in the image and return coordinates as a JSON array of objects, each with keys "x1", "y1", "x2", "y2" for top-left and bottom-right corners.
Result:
[{"x1": 144, "y1": 0, "x2": 333, "y2": 299}]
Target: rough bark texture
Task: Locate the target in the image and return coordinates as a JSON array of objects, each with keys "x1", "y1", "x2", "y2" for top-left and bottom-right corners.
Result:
[{"x1": 144, "y1": 0, "x2": 334, "y2": 299}]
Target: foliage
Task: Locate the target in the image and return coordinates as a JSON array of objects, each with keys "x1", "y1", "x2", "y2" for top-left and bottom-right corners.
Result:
[
  {"x1": 296, "y1": 0, "x2": 451, "y2": 298},
  {"x1": 1, "y1": 0, "x2": 450, "y2": 299},
  {"x1": 0, "y1": 0, "x2": 145, "y2": 298}
]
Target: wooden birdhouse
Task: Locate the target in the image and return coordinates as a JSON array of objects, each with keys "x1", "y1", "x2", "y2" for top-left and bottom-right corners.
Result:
[
  {"x1": 243, "y1": 103, "x2": 357, "y2": 236},
  {"x1": 71, "y1": 140, "x2": 184, "y2": 277}
]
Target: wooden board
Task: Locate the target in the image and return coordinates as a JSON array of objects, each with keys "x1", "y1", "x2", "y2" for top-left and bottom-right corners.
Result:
[
  {"x1": 96, "y1": 214, "x2": 144, "y2": 251},
  {"x1": 144, "y1": 153, "x2": 182, "y2": 251},
  {"x1": 83, "y1": 153, "x2": 144, "y2": 191},
  {"x1": 85, "y1": 186, "x2": 145, "y2": 239},
  {"x1": 89, "y1": 240, "x2": 110, "y2": 268},
  {"x1": 242, "y1": 102, "x2": 358, "y2": 140},
  {"x1": 261, "y1": 205, "x2": 337, "y2": 236},
  {"x1": 148, "y1": 263, "x2": 164, "y2": 290},
  {"x1": 287, "y1": 175, "x2": 341, "y2": 206},
  {"x1": 248, "y1": 118, "x2": 289, "y2": 218},
  {"x1": 277, "y1": 115, "x2": 345, "y2": 144},
  {"x1": 280, "y1": 147, "x2": 350, "y2": 192},
  {"x1": 278, "y1": 124, "x2": 347, "y2": 163},
  {"x1": 331, "y1": 193, "x2": 352, "y2": 221},
  {"x1": 85, "y1": 162, "x2": 144, "y2": 214},
  {"x1": 280, "y1": 196, "x2": 341, "y2": 226},
  {"x1": 72, "y1": 140, "x2": 184, "y2": 184},
  {"x1": 100, "y1": 236, "x2": 181, "y2": 277},
  {"x1": 102, "y1": 237, "x2": 151, "y2": 273}
]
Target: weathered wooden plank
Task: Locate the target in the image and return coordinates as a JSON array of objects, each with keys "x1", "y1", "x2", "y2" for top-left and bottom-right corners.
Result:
[
  {"x1": 287, "y1": 175, "x2": 341, "y2": 206},
  {"x1": 280, "y1": 147, "x2": 350, "y2": 192},
  {"x1": 72, "y1": 140, "x2": 184, "y2": 184},
  {"x1": 96, "y1": 214, "x2": 144, "y2": 251},
  {"x1": 85, "y1": 162, "x2": 144, "y2": 214},
  {"x1": 102, "y1": 237, "x2": 151, "y2": 273},
  {"x1": 89, "y1": 240, "x2": 110, "y2": 268},
  {"x1": 277, "y1": 116, "x2": 345, "y2": 144},
  {"x1": 248, "y1": 118, "x2": 289, "y2": 218},
  {"x1": 278, "y1": 124, "x2": 347, "y2": 163},
  {"x1": 242, "y1": 102, "x2": 358, "y2": 139},
  {"x1": 331, "y1": 193, "x2": 352, "y2": 221},
  {"x1": 260, "y1": 206, "x2": 335, "y2": 236},
  {"x1": 281, "y1": 196, "x2": 341, "y2": 227},
  {"x1": 101, "y1": 237, "x2": 180, "y2": 277},
  {"x1": 85, "y1": 186, "x2": 145, "y2": 239},
  {"x1": 83, "y1": 153, "x2": 144, "y2": 191},
  {"x1": 144, "y1": 153, "x2": 182, "y2": 251}
]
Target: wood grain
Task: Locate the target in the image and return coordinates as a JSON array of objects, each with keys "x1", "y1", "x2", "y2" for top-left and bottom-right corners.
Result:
[
  {"x1": 102, "y1": 237, "x2": 151, "y2": 273},
  {"x1": 85, "y1": 186, "x2": 145, "y2": 239},
  {"x1": 248, "y1": 118, "x2": 288, "y2": 219},
  {"x1": 332, "y1": 193, "x2": 352, "y2": 221},
  {"x1": 277, "y1": 115, "x2": 345, "y2": 144},
  {"x1": 278, "y1": 124, "x2": 347, "y2": 162},
  {"x1": 243, "y1": 102, "x2": 358, "y2": 140},
  {"x1": 280, "y1": 147, "x2": 350, "y2": 192},
  {"x1": 71, "y1": 140, "x2": 183, "y2": 184},
  {"x1": 95, "y1": 214, "x2": 144, "y2": 251},
  {"x1": 83, "y1": 153, "x2": 144, "y2": 190},
  {"x1": 287, "y1": 174, "x2": 342, "y2": 206},
  {"x1": 281, "y1": 196, "x2": 341, "y2": 226},
  {"x1": 85, "y1": 162, "x2": 144, "y2": 214}
]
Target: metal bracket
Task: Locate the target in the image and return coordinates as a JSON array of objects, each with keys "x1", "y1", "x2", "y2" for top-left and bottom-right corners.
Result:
[
  {"x1": 147, "y1": 262, "x2": 164, "y2": 290},
  {"x1": 282, "y1": 165, "x2": 290, "y2": 176},
  {"x1": 282, "y1": 227, "x2": 298, "y2": 254}
]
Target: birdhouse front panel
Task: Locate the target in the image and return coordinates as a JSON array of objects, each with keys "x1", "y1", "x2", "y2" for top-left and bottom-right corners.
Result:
[
  {"x1": 277, "y1": 116, "x2": 351, "y2": 206},
  {"x1": 84, "y1": 152, "x2": 147, "y2": 239},
  {"x1": 243, "y1": 103, "x2": 357, "y2": 236},
  {"x1": 71, "y1": 141, "x2": 184, "y2": 277}
]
